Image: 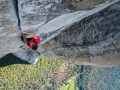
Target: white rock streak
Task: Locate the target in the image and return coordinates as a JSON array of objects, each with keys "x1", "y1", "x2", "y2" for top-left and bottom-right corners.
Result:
[
  {"x1": 37, "y1": 0, "x2": 119, "y2": 46},
  {"x1": 37, "y1": 0, "x2": 119, "y2": 36}
]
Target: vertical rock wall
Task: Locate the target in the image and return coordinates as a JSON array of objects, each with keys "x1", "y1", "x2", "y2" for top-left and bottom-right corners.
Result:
[
  {"x1": 0, "y1": 0, "x2": 21, "y2": 58},
  {"x1": 12, "y1": 0, "x2": 120, "y2": 66},
  {"x1": 42, "y1": 1, "x2": 120, "y2": 67},
  {"x1": 0, "y1": 0, "x2": 120, "y2": 67},
  {"x1": 18, "y1": 0, "x2": 73, "y2": 31}
]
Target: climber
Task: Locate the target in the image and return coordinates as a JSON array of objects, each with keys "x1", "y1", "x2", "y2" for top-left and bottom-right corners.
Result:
[{"x1": 21, "y1": 31, "x2": 40, "y2": 50}]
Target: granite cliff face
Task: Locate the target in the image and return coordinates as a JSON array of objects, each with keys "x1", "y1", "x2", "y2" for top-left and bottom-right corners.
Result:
[
  {"x1": 0, "y1": 0, "x2": 120, "y2": 66},
  {"x1": 18, "y1": 0, "x2": 74, "y2": 31},
  {"x1": 0, "y1": 0, "x2": 20, "y2": 58}
]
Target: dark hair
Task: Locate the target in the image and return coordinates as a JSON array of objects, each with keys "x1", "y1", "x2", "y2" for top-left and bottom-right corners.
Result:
[{"x1": 31, "y1": 44, "x2": 38, "y2": 50}]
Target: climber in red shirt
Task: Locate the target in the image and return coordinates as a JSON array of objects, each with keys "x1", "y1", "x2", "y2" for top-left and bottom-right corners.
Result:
[{"x1": 21, "y1": 31, "x2": 40, "y2": 50}]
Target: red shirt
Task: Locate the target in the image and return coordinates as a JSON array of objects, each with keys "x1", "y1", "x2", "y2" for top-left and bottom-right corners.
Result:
[{"x1": 26, "y1": 37, "x2": 40, "y2": 48}]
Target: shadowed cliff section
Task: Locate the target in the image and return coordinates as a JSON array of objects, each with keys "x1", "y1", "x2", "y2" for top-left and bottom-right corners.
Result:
[
  {"x1": 42, "y1": 1, "x2": 120, "y2": 67},
  {"x1": 0, "y1": 54, "x2": 29, "y2": 68}
]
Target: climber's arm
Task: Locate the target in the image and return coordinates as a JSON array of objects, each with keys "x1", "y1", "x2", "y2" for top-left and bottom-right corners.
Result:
[
  {"x1": 22, "y1": 33, "x2": 28, "y2": 43},
  {"x1": 23, "y1": 31, "x2": 38, "y2": 39}
]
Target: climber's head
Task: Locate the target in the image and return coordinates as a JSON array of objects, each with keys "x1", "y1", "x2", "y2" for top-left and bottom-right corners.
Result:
[{"x1": 30, "y1": 42, "x2": 38, "y2": 50}]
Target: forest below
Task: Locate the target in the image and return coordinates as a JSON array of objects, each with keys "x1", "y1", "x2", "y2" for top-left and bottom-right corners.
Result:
[{"x1": 0, "y1": 54, "x2": 120, "y2": 90}]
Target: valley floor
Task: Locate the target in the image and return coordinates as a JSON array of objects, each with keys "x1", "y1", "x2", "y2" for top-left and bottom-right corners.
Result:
[{"x1": 0, "y1": 54, "x2": 120, "y2": 90}]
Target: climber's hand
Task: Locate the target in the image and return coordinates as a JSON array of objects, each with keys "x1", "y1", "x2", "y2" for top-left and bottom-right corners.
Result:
[
  {"x1": 22, "y1": 31, "x2": 38, "y2": 38},
  {"x1": 22, "y1": 31, "x2": 27, "y2": 34}
]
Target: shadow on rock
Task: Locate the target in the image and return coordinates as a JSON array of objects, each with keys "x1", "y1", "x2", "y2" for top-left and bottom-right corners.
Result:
[{"x1": 0, "y1": 53, "x2": 29, "y2": 68}]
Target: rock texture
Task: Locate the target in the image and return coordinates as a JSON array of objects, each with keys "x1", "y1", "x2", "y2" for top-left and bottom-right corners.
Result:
[
  {"x1": 39, "y1": 0, "x2": 120, "y2": 67},
  {"x1": 0, "y1": 0, "x2": 20, "y2": 58},
  {"x1": 72, "y1": 0, "x2": 107, "y2": 10},
  {"x1": 0, "y1": 0, "x2": 120, "y2": 66},
  {"x1": 18, "y1": 0, "x2": 73, "y2": 31}
]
